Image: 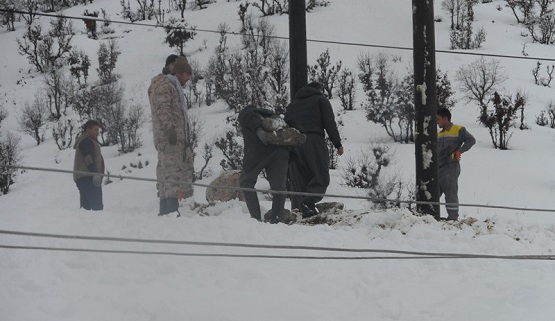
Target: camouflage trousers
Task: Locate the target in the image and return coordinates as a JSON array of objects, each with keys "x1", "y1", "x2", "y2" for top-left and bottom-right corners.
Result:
[{"x1": 156, "y1": 142, "x2": 194, "y2": 199}]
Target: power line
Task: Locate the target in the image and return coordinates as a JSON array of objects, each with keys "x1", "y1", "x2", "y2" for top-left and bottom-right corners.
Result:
[
  {"x1": 1, "y1": 244, "x2": 554, "y2": 261},
  {"x1": 0, "y1": 229, "x2": 474, "y2": 256},
  {"x1": 0, "y1": 244, "x2": 453, "y2": 260},
  {"x1": 3, "y1": 164, "x2": 555, "y2": 213},
  {"x1": 2, "y1": 8, "x2": 555, "y2": 63}
]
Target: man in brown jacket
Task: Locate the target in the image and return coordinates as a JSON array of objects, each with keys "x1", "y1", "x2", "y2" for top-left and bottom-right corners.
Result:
[
  {"x1": 73, "y1": 120, "x2": 105, "y2": 211},
  {"x1": 148, "y1": 57, "x2": 194, "y2": 216}
]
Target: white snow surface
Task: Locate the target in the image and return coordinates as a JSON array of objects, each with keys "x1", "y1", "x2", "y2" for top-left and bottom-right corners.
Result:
[{"x1": 1, "y1": 0, "x2": 555, "y2": 320}]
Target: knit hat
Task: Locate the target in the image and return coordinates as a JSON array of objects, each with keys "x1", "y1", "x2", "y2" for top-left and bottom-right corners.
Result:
[
  {"x1": 165, "y1": 54, "x2": 179, "y2": 67},
  {"x1": 173, "y1": 57, "x2": 192, "y2": 75}
]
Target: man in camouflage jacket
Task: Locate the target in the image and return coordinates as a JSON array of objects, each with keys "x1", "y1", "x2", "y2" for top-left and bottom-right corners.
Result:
[{"x1": 148, "y1": 57, "x2": 194, "y2": 216}]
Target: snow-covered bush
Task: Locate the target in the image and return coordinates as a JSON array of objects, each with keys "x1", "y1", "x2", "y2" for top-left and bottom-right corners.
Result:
[
  {"x1": 96, "y1": 39, "x2": 121, "y2": 85},
  {"x1": 342, "y1": 144, "x2": 406, "y2": 209},
  {"x1": 308, "y1": 49, "x2": 342, "y2": 99},
  {"x1": 164, "y1": 17, "x2": 197, "y2": 56},
  {"x1": 214, "y1": 120, "x2": 243, "y2": 171},
  {"x1": 358, "y1": 52, "x2": 414, "y2": 143},
  {"x1": 482, "y1": 91, "x2": 525, "y2": 150},
  {"x1": 207, "y1": 20, "x2": 288, "y2": 112}
]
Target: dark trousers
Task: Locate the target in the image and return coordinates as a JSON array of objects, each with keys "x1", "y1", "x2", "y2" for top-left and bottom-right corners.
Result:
[
  {"x1": 240, "y1": 148, "x2": 289, "y2": 221},
  {"x1": 76, "y1": 177, "x2": 103, "y2": 211},
  {"x1": 288, "y1": 134, "x2": 330, "y2": 210}
]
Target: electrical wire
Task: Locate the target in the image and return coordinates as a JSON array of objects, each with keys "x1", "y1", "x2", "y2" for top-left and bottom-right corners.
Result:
[
  {"x1": 2, "y1": 8, "x2": 555, "y2": 62},
  {"x1": 2, "y1": 164, "x2": 555, "y2": 213}
]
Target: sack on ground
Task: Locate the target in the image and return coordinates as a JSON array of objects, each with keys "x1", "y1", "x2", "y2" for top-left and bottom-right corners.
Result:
[{"x1": 206, "y1": 170, "x2": 245, "y2": 203}]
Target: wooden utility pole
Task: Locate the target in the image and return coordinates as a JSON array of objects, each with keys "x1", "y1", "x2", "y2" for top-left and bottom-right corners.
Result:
[
  {"x1": 289, "y1": 0, "x2": 307, "y2": 99},
  {"x1": 412, "y1": 0, "x2": 440, "y2": 218}
]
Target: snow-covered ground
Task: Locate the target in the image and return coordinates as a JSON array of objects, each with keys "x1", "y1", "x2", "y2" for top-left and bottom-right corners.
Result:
[{"x1": 1, "y1": 0, "x2": 555, "y2": 320}]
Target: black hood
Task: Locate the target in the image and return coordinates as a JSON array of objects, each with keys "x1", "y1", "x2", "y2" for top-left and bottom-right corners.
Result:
[{"x1": 294, "y1": 86, "x2": 323, "y2": 99}]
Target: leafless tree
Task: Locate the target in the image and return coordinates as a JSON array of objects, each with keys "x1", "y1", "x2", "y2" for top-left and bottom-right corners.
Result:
[
  {"x1": 18, "y1": 94, "x2": 49, "y2": 145},
  {"x1": 456, "y1": 57, "x2": 508, "y2": 121}
]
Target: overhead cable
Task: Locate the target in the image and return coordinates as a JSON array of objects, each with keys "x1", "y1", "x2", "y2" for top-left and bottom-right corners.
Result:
[
  {"x1": 2, "y1": 8, "x2": 555, "y2": 62},
  {"x1": 2, "y1": 164, "x2": 555, "y2": 213}
]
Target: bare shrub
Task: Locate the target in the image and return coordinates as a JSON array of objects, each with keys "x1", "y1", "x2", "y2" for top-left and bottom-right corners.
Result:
[
  {"x1": 251, "y1": 0, "x2": 288, "y2": 16},
  {"x1": 532, "y1": 60, "x2": 554, "y2": 86},
  {"x1": 83, "y1": 9, "x2": 98, "y2": 39},
  {"x1": 536, "y1": 100, "x2": 555, "y2": 127},
  {"x1": 505, "y1": 0, "x2": 535, "y2": 24},
  {"x1": 0, "y1": 132, "x2": 23, "y2": 195},
  {"x1": 20, "y1": 0, "x2": 40, "y2": 26},
  {"x1": 52, "y1": 117, "x2": 75, "y2": 150},
  {"x1": 192, "y1": 0, "x2": 214, "y2": 10},
  {"x1": 336, "y1": 68, "x2": 356, "y2": 111},
  {"x1": 327, "y1": 113, "x2": 343, "y2": 169},
  {"x1": 197, "y1": 142, "x2": 213, "y2": 180},
  {"x1": 527, "y1": 11, "x2": 555, "y2": 44},
  {"x1": 456, "y1": 57, "x2": 507, "y2": 122},
  {"x1": 68, "y1": 49, "x2": 91, "y2": 87},
  {"x1": 17, "y1": 16, "x2": 75, "y2": 73},
  {"x1": 120, "y1": 0, "x2": 156, "y2": 22},
  {"x1": 18, "y1": 94, "x2": 49, "y2": 145},
  {"x1": 44, "y1": 68, "x2": 71, "y2": 120},
  {"x1": 1, "y1": 1, "x2": 15, "y2": 31}
]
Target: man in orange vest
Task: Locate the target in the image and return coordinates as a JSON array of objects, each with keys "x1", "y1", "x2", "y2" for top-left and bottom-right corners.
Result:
[{"x1": 436, "y1": 107, "x2": 475, "y2": 221}]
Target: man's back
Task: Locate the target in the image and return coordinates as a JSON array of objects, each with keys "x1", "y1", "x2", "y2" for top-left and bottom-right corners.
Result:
[{"x1": 285, "y1": 85, "x2": 341, "y2": 148}]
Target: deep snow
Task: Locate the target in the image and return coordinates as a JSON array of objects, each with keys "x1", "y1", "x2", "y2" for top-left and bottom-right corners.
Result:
[{"x1": 1, "y1": 0, "x2": 555, "y2": 320}]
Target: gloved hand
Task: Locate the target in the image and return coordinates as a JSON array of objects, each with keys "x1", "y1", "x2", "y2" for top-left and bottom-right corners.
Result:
[
  {"x1": 256, "y1": 128, "x2": 273, "y2": 145},
  {"x1": 262, "y1": 117, "x2": 284, "y2": 132},
  {"x1": 337, "y1": 146, "x2": 344, "y2": 156},
  {"x1": 93, "y1": 175, "x2": 103, "y2": 187},
  {"x1": 453, "y1": 150, "x2": 461, "y2": 161},
  {"x1": 167, "y1": 127, "x2": 177, "y2": 145}
]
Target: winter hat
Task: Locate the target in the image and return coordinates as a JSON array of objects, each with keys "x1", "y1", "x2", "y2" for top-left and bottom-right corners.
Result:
[
  {"x1": 173, "y1": 57, "x2": 192, "y2": 75},
  {"x1": 165, "y1": 54, "x2": 179, "y2": 67}
]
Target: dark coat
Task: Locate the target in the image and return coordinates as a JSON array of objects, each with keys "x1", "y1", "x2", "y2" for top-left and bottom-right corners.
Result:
[
  {"x1": 238, "y1": 105, "x2": 280, "y2": 160},
  {"x1": 73, "y1": 132, "x2": 105, "y2": 182},
  {"x1": 284, "y1": 86, "x2": 342, "y2": 148}
]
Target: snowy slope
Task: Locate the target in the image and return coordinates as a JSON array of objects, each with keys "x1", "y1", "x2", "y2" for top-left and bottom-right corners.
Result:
[{"x1": 1, "y1": 0, "x2": 555, "y2": 320}]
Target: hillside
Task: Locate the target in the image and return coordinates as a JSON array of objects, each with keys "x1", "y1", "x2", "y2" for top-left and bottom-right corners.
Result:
[{"x1": 1, "y1": 0, "x2": 555, "y2": 320}]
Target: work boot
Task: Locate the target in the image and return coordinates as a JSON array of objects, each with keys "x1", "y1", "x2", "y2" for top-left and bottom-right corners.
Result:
[
  {"x1": 166, "y1": 198, "x2": 181, "y2": 217},
  {"x1": 158, "y1": 198, "x2": 169, "y2": 216},
  {"x1": 299, "y1": 202, "x2": 319, "y2": 218}
]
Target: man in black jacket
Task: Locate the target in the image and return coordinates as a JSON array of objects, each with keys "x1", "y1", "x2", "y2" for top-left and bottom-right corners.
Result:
[
  {"x1": 238, "y1": 105, "x2": 291, "y2": 223},
  {"x1": 285, "y1": 82, "x2": 343, "y2": 218}
]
